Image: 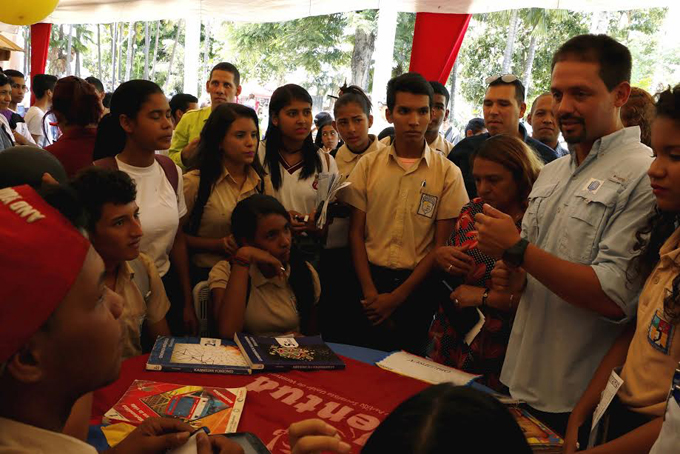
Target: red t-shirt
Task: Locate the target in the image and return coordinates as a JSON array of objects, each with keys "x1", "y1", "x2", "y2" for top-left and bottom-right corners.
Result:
[{"x1": 45, "y1": 127, "x2": 97, "y2": 178}]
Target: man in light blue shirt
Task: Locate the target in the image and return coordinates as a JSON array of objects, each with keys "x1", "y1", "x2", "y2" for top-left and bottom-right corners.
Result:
[{"x1": 474, "y1": 34, "x2": 656, "y2": 435}]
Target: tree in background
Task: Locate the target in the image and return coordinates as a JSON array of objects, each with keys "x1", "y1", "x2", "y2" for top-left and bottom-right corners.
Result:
[
  {"x1": 37, "y1": 7, "x2": 674, "y2": 121},
  {"x1": 348, "y1": 10, "x2": 377, "y2": 91}
]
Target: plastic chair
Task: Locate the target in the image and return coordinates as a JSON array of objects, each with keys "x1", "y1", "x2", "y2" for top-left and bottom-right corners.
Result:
[{"x1": 192, "y1": 280, "x2": 211, "y2": 337}]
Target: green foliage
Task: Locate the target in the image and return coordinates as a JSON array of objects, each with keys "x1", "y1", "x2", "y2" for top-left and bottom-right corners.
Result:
[
  {"x1": 228, "y1": 14, "x2": 349, "y2": 84},
  {"x1": 457, "y1": 8, "x2": 666, "y2": 110},
  {"x1": 392, "y1": 12, "x2": 416, "y2": 77},
  {"x1": 42, "y1": 7, "x2": 672, "y2": 116}
]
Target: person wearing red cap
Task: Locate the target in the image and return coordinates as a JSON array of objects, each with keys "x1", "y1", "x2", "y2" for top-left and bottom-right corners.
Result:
[{"x1": 0, "y1": 185, "x2": 240, "y2": 453}]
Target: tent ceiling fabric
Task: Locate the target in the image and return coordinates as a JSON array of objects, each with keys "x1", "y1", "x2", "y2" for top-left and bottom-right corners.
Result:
[{"x1": 44, "y1": 0, "x2": 676, "y2": 24}]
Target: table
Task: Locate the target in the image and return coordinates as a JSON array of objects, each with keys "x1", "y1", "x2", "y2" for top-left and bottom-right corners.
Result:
[{"x1": 91, "y1": 344, "x2": 428, "y2": 453}]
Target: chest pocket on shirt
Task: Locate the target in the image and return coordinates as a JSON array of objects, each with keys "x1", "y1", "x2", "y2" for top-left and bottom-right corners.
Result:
[
  {"x1": 563, "y1": 184, "x2": 619, "y2": 263},
  {"x1": 525, "y1": 183, "x2": 558, "y2": 241}
]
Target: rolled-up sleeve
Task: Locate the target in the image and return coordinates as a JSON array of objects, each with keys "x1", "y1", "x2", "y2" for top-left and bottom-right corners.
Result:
[
  {"x1": 592, "y1": 174, "x2": 656, "y2": 321},
  {"x1": 208, "y1": 260, "x2": 232, "y2": 290}
]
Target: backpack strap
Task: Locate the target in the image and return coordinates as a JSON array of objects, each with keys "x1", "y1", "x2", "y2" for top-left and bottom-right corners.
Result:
[
  {"x1": 154, "y1": 154, "x2": 179, "y2": 195},
  {"x1": 93, "y1": 156, "x2": 119, "y2": 170},
  {"x1": 94, "y1": 155, "x2": 178, "y2": 196}
]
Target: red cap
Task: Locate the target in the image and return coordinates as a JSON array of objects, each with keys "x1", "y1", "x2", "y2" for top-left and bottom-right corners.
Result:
[{"x1": 0, "y1": 185, "x2": 90, "y2": 363}]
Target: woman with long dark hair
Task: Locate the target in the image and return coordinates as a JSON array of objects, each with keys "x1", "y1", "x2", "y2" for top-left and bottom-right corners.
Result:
[
  {"x1": 258, "y1": 84, "x2": 338, "y2": 267},
  {"x1": 183, "y1": 103, "x2": 271, "y2": 284},
  {"x1": 208, "y1": 194, "x2": 319, "y2": 338},
  {"x1": 45, "y1": 76, "x2": 102, "y2": 177},
  {"x1": 564, "y1": 85, "x2": 680, "y2": 453},
  {"x1": 93, "y1": 80, "x2": 198, "y2": 335}
]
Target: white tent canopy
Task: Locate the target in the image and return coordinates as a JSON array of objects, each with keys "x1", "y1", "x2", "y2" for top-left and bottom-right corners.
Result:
[{"x1": 46, "y1": 0, "x2": 676, "y2": 24}]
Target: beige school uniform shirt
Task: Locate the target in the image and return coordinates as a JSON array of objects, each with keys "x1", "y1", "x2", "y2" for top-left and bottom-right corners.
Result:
[
  {"x1": 380, "y1": 134, "x2": 453, "y2": 156},
  {"x1": 327, "y1": 136, "x2": 386, "y2": 249},
  {"x1": 619, "y1": 226, "x2": 680, "y2": 416},
  {"x1": 208, "y1": 261, "x2": 321, "y2": 336},
  {"x1": 116, "y1": 253, "x2": 170, "y2": 359},
  {"x1": 0, "y1": 417, "x2": 96, "y2": 454},
  {"x1": 342, "y1": 142, "x2": 468, "y2": 270},
  {"x1": 183, "y1": 167, "x2": 272, "y2": 268},
  {"x1": 335, "y1": 135, "x2": 385, "y2": 178},
  {"x1": 428, "y1": 134, "x2": 455, "y2": 157}
]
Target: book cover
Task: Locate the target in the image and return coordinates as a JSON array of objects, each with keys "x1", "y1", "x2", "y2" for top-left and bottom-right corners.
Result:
[
  {"x1": 103, "y1": 380, "x2": 246, "y2": 434},
  {"x1": 234, "y1": 333, "x2": 345, "y2": 371},
  {"x1": 146, "y1": 336, "x2": 251, "y2": 375},
  {"x1": 508, "y1": 407, "x2": 564, "y2": 453}
]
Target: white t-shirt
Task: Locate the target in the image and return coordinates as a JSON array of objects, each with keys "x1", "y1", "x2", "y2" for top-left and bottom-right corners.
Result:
[
  {"x1": 116, "y1": 156, "x2": 187, "y2": 276},
  {"x1": 258, "y1": 142, "x2": 338, "y2": 215},
  {"x1": 24, "y1": 106, "x2": 48, "y2": 147}
]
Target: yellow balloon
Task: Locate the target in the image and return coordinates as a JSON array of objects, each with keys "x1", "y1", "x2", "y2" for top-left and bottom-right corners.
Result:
[{"x1": 0, "y1": 0, "x2": 60, "y2": 26}]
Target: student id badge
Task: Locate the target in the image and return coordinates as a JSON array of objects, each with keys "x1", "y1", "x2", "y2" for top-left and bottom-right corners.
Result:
[{"x1": 417, "y1": 193, "x2": 438, "y2": 218}]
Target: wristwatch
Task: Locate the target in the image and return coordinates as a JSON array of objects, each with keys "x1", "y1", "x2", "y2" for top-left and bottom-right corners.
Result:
[{"x1": 502, "y1": 238, "x2": 529, "y2": 268}]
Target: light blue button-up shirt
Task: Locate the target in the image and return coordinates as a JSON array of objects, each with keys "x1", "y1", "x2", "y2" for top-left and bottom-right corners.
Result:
[{"x1": 501, "y1": 126, "x2": 656, "y2": 413}]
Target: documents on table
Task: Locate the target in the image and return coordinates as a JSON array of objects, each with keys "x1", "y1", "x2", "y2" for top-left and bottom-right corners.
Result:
[{"x1": 376, "y1": 351, "x2": 481, "y2": 386}]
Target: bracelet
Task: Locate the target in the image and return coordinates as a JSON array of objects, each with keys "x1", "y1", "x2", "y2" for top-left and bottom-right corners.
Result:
[
  {"x1": 231, "y1": 256, "x2": 251, "y2": 268},
  {"x1": 481, "y1": 288, "x2": 490, "y2": 307}
]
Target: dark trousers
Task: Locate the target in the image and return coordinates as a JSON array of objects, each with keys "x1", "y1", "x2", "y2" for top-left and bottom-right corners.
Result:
[
  {"x1": 358, "y1": 263, "x2": 437, "y2": 355},
  {"x1": 162, "y1": 262, "x2": 188, "y2": 336},
  {"x1": 573, "y1": 395, "x2": 653, "y2": 450},
  {"x1": 318, "y1": 247, "x2": 364, "y2": 344}
]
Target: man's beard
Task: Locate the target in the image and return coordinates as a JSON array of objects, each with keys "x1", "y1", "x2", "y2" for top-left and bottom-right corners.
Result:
[{"x1": 559, "y1": 114, "x2": 587, "y2": 144}]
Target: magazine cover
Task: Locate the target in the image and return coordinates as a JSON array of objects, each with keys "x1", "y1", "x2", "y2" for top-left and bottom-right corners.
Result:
[
  {"x1": 508, "y1": 407, "x2": 564, "y2": 452},
  {"x1": 104, "y1": 380, "x2": 246, "y2": 433},
  {"x1": 146, "y1": 336, "x2": 251, "y2": 375},
  {"x1": 235, "y1": 333, "x2": 345, "y2": 371}
]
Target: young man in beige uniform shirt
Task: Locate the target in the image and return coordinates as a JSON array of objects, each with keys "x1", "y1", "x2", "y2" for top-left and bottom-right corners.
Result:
[
  {"x1": 343, "y1": 73, "x2": 468, "y2": 353},
  {"x1": 72, "y1": 168, "x2": 171, "y2": 357}
]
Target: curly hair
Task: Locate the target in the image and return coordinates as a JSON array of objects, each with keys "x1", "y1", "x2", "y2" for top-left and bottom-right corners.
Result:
[
  {"x1": 621, "y1": 87, "x2": 655, "y2": 147},
  {"x1": 70, "y1": 166, "x2": 137, "y2": 233},
  {"x1": 628, "y1": 84, "x2": 680, "y2": 324}
]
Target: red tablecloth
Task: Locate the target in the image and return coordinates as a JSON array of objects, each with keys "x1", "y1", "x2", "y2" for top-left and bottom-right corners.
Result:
[{"x1": 92, "y1": 354, "x2": 428, "y2": 453}]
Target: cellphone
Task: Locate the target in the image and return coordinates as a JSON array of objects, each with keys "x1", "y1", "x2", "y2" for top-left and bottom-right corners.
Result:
[{"x1": 223, "y1": 432, "x2": 272, "y2": 454}]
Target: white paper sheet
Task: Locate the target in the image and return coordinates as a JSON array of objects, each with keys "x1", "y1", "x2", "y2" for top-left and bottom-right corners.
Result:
[{"x1": 376, "y1": 351, "x2": 481, "y2": 386}]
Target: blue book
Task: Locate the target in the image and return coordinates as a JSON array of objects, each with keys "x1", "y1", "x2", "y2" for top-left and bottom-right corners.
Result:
[
  {"x1": 146, "y1": 336, "x2": 251, "y2": 375},
  {"x1": 234, "y1": 333, "x2": 345, "y2": 371}
]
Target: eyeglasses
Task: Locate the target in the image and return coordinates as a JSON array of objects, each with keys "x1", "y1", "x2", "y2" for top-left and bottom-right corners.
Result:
[{"x1": 485, "y1": 74, "x2": 519, "y2": 85}]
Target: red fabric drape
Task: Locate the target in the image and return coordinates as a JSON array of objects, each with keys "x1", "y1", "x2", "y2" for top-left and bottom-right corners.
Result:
[
  {"x1": 30, "y1": 23, "x2": 52, "y2": 105},
  {"x1": 409, "y1": 13, "x2": 471, "y2": 84}
]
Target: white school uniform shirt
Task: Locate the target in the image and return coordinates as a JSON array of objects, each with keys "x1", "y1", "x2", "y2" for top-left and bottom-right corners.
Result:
[
  {"x1": 257, "y1": 141, "x2": 338, "y2": 215},
  {"x1": 116, "y1": 156, "x2": 187, "y2": 277}
]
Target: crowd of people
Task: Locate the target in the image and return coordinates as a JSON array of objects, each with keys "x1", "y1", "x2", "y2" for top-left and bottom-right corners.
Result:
[{"x1": 0, "y1": 31, "x2": 678, "y2": 454}]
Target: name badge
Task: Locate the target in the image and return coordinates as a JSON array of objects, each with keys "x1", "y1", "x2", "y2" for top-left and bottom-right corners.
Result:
[
  {"x1": 417, "y1": 193, "x2": 438, "y2": 218},
  {"x1": 583, "y1": 178, "x2": 604, "y2": 195}
]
